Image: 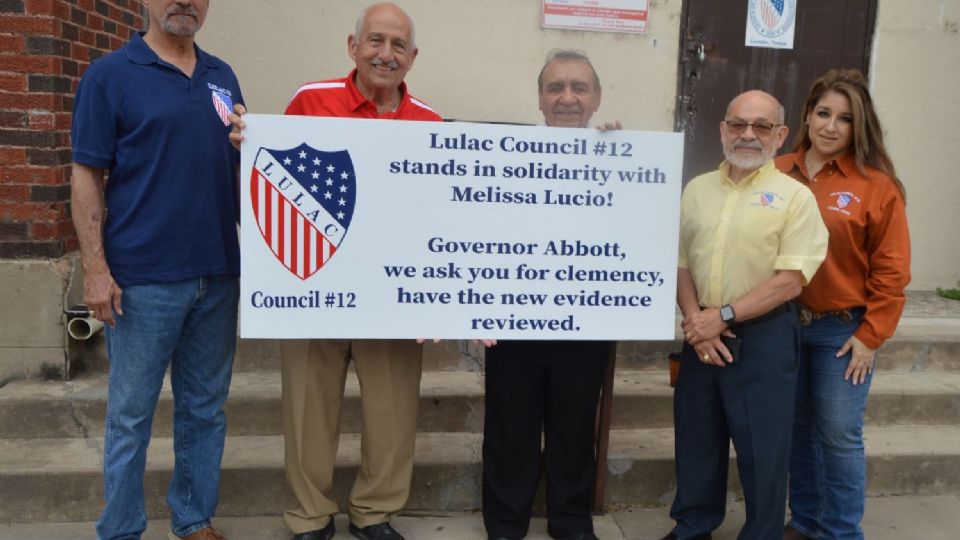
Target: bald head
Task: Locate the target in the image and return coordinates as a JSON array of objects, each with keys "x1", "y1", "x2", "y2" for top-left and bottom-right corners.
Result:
[
  {"x1": 720, "y1": 90, "x2": 788, "y2": 179},
  {"x1": 725, "y1": 90, "x2": 785, "y2": 124},
  {"x1": 348, "y1": 2, "x2": 419, "y2": 107},
  {"x1": 355, "y1": 3, "x2": 416, "y2": 48}
]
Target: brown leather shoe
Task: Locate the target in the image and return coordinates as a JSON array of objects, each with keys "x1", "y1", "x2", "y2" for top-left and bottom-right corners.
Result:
[
  {"x1": 168, "y1": 526, "x2": 227, "y2": 540},
  {"x1": 783, "y1": 525, "x2": 813, "y2": 540}
]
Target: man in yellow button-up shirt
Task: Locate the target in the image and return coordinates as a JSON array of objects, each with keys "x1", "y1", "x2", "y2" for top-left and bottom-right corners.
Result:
[{"x1": 660, "y1": 91, "x2": 828, "y2": 540}]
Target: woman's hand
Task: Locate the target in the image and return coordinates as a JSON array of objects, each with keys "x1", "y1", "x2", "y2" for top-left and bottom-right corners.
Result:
[{"x1": 838, "y1": 334, "x2": 876, "y2": 385}]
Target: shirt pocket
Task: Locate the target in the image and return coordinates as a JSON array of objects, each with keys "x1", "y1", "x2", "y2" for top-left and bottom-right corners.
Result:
[{"x1": 735, "y1": 206, "x2": 783, "y2": 258}]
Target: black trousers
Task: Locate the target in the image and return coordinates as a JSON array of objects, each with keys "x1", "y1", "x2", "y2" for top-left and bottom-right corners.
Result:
[
  {"x1": 482, "y1": 340, "x2": 611, "y2": 539},
  {"x1": 669, "y1": 305, "x2": 800, "y2": 540}
]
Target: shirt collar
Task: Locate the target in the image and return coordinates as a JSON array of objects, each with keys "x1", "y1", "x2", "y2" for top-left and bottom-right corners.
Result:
[
  {"x1": 345, "y1": 69, "x2": 409, "y2": 114},
  {"x1": 833, "y1": 150, "x2": 855, "y2": 177},
  {"x1": 783, "y1": 149, "x2": 806, "y2": 176},
  {"x1": 789, "y1": 146, "x2": 855, "y2": 179},
  {"x1": 718, "y1": 159, "x2": 777, "y2": 188},
  {"x1": 125, "y1": 32, "x2": 217, "y2": 70}
]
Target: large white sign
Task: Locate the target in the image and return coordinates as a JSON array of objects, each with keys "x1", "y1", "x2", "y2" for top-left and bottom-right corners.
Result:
[
  {"x1": 239, "y1": 115, "x2": 682, "y2": 340},
  {"x1": 745, "y1": 0, "x2": 797, "y2": 49},
  {"x1": 542, "y1": 0, "x2": 649, "y2": 34}
]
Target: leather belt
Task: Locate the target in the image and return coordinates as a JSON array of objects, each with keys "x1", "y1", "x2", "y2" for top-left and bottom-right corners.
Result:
[{"x1": 797, "y1": 304, "x2": 861, "y2": 327}]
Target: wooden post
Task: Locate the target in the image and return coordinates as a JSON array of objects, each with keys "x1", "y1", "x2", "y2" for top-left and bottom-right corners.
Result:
[{"x1": 592, "y1": 342, "x2": 618, "y2": 513}]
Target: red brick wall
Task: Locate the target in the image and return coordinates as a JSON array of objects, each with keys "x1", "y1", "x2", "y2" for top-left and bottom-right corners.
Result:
[{"x1": 0, "y1": 0, "x2": 145, "y2": 259}]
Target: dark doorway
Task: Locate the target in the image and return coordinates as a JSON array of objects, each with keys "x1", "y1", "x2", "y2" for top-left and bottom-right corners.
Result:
[{"x1": 676, "y1": 0, "x2": 878, "y2": 182}]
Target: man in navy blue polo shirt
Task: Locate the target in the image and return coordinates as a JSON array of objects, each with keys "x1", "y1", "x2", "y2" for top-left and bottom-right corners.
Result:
[{"x1": 70, "y1": 1, "x2": 242, "y2": 539}]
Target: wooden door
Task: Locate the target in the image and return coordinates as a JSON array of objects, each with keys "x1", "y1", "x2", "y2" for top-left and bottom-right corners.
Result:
[{"x1": 676, "y1": 0, "x2": 878, "y2": 181}]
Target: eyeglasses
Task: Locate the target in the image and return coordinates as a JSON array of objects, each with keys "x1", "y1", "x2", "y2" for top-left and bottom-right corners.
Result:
[{"x1": 723, "y1": 120, "x2": 782, "y2": 137}]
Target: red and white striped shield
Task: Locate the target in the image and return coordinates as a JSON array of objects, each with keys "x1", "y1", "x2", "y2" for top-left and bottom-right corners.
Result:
[{"x1": 249, "y1": 144, "x2": 357, "y2": 280}]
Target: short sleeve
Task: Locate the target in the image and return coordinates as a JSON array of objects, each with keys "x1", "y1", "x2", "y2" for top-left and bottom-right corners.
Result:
[
  {"x1": 71, "y1": 73, "x2": 116, "y2": 169},
  {"x1": 774, "y1": 187, "x2": 828, "y2": 283}
]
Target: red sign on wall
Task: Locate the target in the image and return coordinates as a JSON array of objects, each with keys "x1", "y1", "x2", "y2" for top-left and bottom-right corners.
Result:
[{"x1": 542, "y1": 0, "x2": 649, "y2": 34}]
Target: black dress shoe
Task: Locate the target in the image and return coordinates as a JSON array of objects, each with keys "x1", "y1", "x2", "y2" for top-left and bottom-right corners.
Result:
[
  {"x1": 487, "y1": 537, "x2": 513, "y2": 540},
  {"x1": 292, "y1": 519, "x2": 335, "y2": 540},
  {"x1": 349, "y1": 522, "x2": 405, "y2": 540},
  {"x1": 556, "y1": 533, "x2": 600, "y2": 540},
  {"x1": 784, "y1": 525, "x2": 814, "y2": 540}
]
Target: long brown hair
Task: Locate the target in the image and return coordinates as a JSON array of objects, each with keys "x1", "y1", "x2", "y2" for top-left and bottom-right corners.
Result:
[{"x1": 794, "y1": 69, "x2": 906, "y2": 199}]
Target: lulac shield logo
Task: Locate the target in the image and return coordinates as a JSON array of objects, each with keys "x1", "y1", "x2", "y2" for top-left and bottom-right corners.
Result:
[
  {"x1": 211, "y1": 90, "x2": 233, "y2": 126},
  {"x1": 250, "y1": 144, "x2": 357, "y2": 280}
]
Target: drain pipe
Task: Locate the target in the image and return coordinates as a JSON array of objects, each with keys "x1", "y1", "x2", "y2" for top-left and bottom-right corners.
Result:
[{"x1": 64, "y1": 304, "x2": 104, "y2": 341}]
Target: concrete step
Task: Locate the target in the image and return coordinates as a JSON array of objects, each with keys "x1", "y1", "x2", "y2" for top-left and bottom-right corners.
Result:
[
  {"x1": 6, "y1": 495, "x2": 960, "y2": 540},
  {"x1": 233, "y1": 339, "x2": 488, "y2": 372},
  {"x1": 0, "y1": 514, "x2": 627, "y2": 540},
  {"x1": 615, "y1": 316, "x2": 960, "y2": 371},
  {"x1": 3, "y1": 369, "x2": 960, "y2": 439},
  {"x1": 73, "y1": 337, "x2": 493, "y2": 374},
  {"x1": 233, "y1": 317, "x2": 960, "y2": 372},
  {"x1": 66, "y1": 291, "x2": 960, "y2": 375},
  {"x1": 0, "y1": 370, "x2": 482, "y2": 439},
  {"x1": 69, "y1": 316, "x2": 960, "y2": 374},
  {"x1": 2, "y1": 426, "x2": 959, "y2": 523},
  {"x1": 610, "y1": 369, "x2": 960, "y2": 429}
]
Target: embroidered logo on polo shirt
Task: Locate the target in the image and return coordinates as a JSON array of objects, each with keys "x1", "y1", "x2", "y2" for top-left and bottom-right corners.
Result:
[
  {"x1": 249, "y1": 143, "x2": 357, "y2": 280},
  {"x1": 749, "y1": 190, "x2": 784, "y2": 210},
  {"x1": 827, "y1": 191, "x2": 861, "y2": 216},
  {"x1": 210, "y1": 89, "x2": 233, "y2": 126}
]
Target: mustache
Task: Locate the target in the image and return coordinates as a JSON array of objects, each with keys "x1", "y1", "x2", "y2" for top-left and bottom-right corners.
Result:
[
  {"x1": 734, "y1": 141, "x2": 763, "y2": 151},
  {"x1": 165, "y1": 6, "x2": 198, "y2": 17},
  {"x1": 370, "y1": 57, "x2": 399, "y2": 70}
]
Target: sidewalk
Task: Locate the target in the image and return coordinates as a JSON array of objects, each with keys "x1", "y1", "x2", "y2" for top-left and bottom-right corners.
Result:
[
  {"x1": 618, "y1": 494, "x2": 960, "y2": 539},
  {"x1": 2, "y1": 495, "x2": 956, "y2": 539}
]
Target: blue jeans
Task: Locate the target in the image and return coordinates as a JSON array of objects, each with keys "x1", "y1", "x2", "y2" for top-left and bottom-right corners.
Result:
[
  {"x1": 95, "y1": 276, "x2": 238, "y2": 540},
  {"x1": 788, "y1": 308, "x2": 871, "y2": 540}
]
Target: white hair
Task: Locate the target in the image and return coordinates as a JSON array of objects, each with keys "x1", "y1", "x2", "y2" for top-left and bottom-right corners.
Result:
[{"x1": 355, "y1": 3, "x2": 417, "y2": 48}]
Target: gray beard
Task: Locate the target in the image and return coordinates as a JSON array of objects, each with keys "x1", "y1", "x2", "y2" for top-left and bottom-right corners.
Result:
[
  {"x1": 723, "y1": 147, "x2": 775, "y2": 171},
  {"x1": 161, "y1": 23, "x2": 199, "y2": 36},
  {"x1": 161, "y1": 14, "x2": 200, "y2": 37}
]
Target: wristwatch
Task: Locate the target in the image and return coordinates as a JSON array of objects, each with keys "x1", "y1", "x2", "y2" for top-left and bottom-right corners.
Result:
[{"x1": 720, "y1": 304, "x2": 736, "y2": 326}]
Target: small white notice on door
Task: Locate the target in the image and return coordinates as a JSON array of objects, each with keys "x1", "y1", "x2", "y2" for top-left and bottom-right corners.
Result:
[{"x1": 745, "y1": 0, "x2": 796, "y2": 50}]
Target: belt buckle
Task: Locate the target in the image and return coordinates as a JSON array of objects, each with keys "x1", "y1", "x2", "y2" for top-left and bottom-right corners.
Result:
[
  {"x1": 798, "y1": 305, "x2": 813, "y2": 327},
  {"x1": 837, "y1": 309, "x2": 853, "y2": 322}
]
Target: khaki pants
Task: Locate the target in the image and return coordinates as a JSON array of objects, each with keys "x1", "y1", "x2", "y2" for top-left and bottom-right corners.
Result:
[{"x1": 280, "y1": 339, "x2": 423, "y2": 533}]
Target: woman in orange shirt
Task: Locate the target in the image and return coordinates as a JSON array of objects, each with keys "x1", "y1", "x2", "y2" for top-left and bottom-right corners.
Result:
[{"x1": 775, "y1": 69, "x2": 911, "y2": 540}]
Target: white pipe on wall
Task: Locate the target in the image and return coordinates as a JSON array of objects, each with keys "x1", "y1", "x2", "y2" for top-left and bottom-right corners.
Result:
[{"x1": 66, "y1": 316, "x2": 104, "y2": 341}]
